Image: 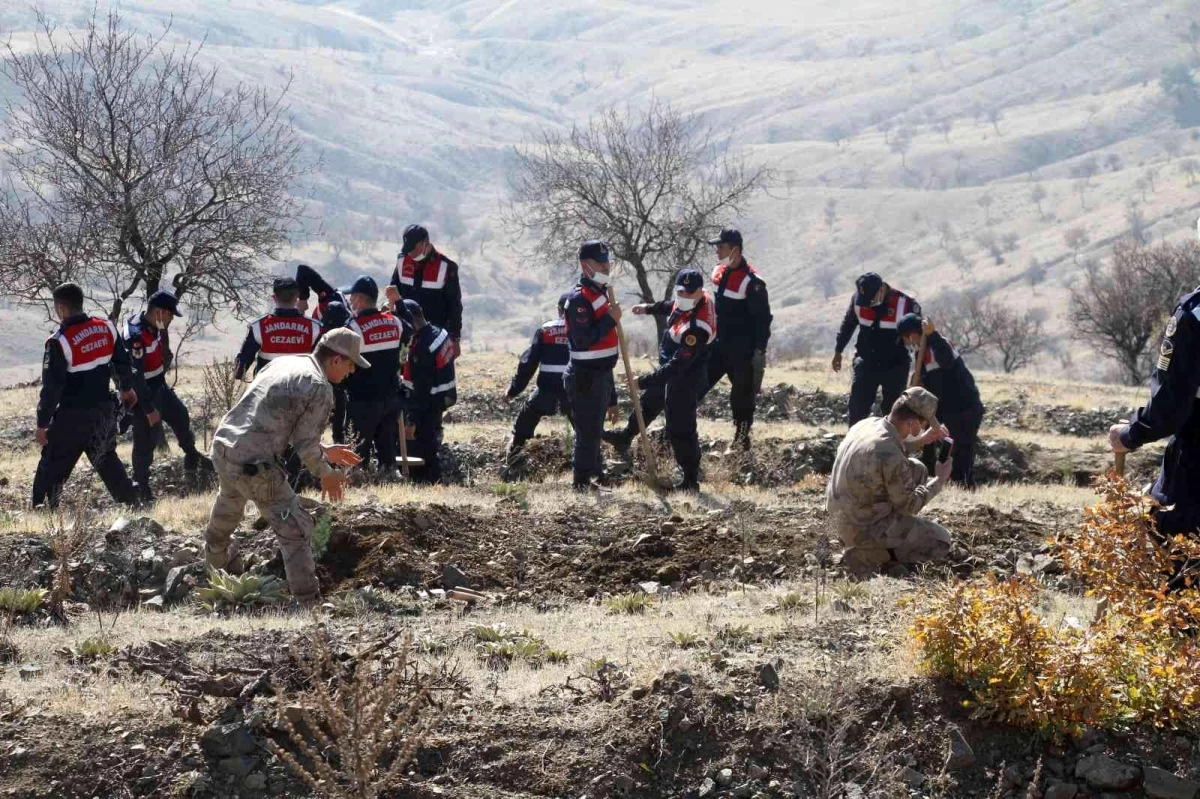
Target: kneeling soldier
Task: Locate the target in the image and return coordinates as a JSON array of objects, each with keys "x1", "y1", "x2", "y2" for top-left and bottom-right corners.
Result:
[{"x1": 203, "y1": 329, "x2": 368, "y2": 604}]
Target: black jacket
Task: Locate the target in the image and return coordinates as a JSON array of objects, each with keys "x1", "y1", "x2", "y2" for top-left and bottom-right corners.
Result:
[
  {"x1": 38, "y1": 314, "x2": 132, "y2": 428},
  {"x1": 834, "y1": 288, "x2": 920, "y2": 369},
  {"x1": 345, "y1": 308, "x2": 410, "y2": 401},
  {"x1": 234, "y1": 308, "x2": 322, "y2": 380},
  {"x1": 390, "y1": 248, "x2": 464, "y2": 339},
  {"x1": 1120, "y1": 288, "x2": 1200, "y2": 510},
  {"x1": 712, "y1": 258, "x2": 771, "y2": 356},
  {"x1": 405, "y1": 323, "x2": 457, "y2": 414},
  {"x1": 509, "y1": 318, "x2": 570, "y2": 396},
  {"x1": 564, "y1": 277, "x2": 619, "y2": 372},
  {"x1": 295, "y1": 264, "x2": 346, "y2": 320},
  {"x1": 917, "y1": 332, "x2": 982, "y2": 416},
  {"x1": 639, "y1": 298, "x2": 714, "y2": 391}
]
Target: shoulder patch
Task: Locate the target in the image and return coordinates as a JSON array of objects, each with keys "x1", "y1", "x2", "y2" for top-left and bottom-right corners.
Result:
[
  {"x1": 684, "y1": 333, "x2": 697, "y2": 346},
  {"x1": 42, "y1": 348, "x2": 51, "y2": 370},
  {"x1": 1165, "y1": 316, "x2": 1178, "y2": 338},
  {"x1": 131, "y1": 342, "x2": 144, "y2": 359}
]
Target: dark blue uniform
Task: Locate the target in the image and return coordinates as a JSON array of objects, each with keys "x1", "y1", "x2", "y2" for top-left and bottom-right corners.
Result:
[
  {"x1": 835, "y1": 282, "x2": 920, "y2": 424},
  {"x1": 917, "y1": 331, "x2": 984, "y2": 487},
  {"x1": 611, "y1": 295, "x2": 714, "y2": 489},
  {"x1": 564, "y1": 276, "x2": 619, "y2": 488},
  {"x1": 345, "y1": 307, "x2": 410, "y2": 471},
  {"x1": 1120, "y1": 287, "x2": 1200, "y2": 541},
  {"x1": 403, "y1": 323, "x2": 457, "y2": 484},
  {"x1": 507, "y1": 318, "x2": 573, "y2": 452},
  {"x1": 319, "y1": 302, "x2": 352, "y2": 444}
]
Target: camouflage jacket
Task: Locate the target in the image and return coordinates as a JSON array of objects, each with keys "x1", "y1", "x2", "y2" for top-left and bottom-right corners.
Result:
[
  {"x1": 825, "y1": 416, "x2": 942, "y2": 536},
  {"x1": 212, "y1": 353, "x2": 334, "y2": 479}
]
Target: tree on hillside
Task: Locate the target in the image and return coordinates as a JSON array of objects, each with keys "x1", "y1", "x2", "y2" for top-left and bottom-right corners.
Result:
[
  {"x1": 1163, "y1": 136, "x2": 1183, "y2": 162},
  {"x1": 502, "y1": 100, "x2": 768, "y2": 338},
  {"x1": 1064, "y1": 227, "x2": 1091, "y2": 264},
  {"x1": 987, "y1": 106, "x2": 1004, "y2": 135},
  {"x1": 1125, "y1": 201, "x2": 1149, "y2": 245},
  {"x1": 1160, "y1": 63, "x2": 1200, "y2": 127},
  {"x1": 1184, "y1": 21, "x2": 1200, "y2": 57},
  {"x1": 1073, "y1": 179, "x2": 1090, "y2": 210},
  {"x1": 927, "y1": 290, "x2": 987, "y2": 355},
  {"x1": 1069, "y1": 240, "x2": 1200, "y2": 384},
  {"x1": 1104, "y1": 153, "x2": 1122, "y2": 172},
  {"x1": 890, "y1": 127, "x2": 913, "y2": 168},
  {"x1": 1181, "y1": 158, "x2": 1199, "y2": 186},
  {"x1": 0, "y1": 9, "x2": 312, "y2": 324},
  {"x1": 1030, "y1": 183, "x2": 1047, "y2": 218},
  {"x1": 981, "y1": 304, "x2": 1044, "y2": 373},
  {"x1": 812, "y1": 263, "x2": 838, "y2": 300},
  {"x1": 878, "y1": 118, "x2": 893, "y2": 145},
  {"x1": 824, "y1": 198, "x2": 838, "y2": 231},
  {"x1": 977, "y1": 193, "x2": 995, "y2": 225},
  {"x1": 934, "y1": 119, "x2": 953, "y2": 144},
  {"x1": 1144, "y1": 166, "x2": 1160, "y2": 193}
]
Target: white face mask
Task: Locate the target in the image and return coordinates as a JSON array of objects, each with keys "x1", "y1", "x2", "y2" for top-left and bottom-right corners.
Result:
[
  {"x1": 588, "y1": 270, "x2": 610, "y2": 287},
  {"x1": 413, "y1": 249, "x2": 428, "y2": 262},
  {"x1": 675, "y1": 295, "x2": 698, "y2": 311},
  {"x1": 718, "y1": 256, "x2": 731, "y2": 267}
]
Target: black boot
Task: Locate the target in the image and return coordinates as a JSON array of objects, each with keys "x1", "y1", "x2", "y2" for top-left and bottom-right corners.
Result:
[
  {"x1": 184, "y1": 451, "x2": 214, "y2": 473},
  {"x1": 602, "y1": 427, "x2": 634, "y2": 458},
  {"x1": 735, "y1": 420, "x2": 753, "y2": 452}
]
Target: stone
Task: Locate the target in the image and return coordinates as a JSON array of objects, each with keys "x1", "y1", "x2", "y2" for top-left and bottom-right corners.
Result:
[
  {"x1": 200, "y1": 723, "x2": 257, "y2": 759},
  {"x1": 1044, "y1": 783, "x2": 1078, "y2": 799},
  {"x1": 1002, "y1": 764, "x2": 1024, "y2": 788},
  {"x1": 141, "y1": 595, "x2": 165, "y2": 612},
  {"x1": 442, "y1": 564, "x2": 471, "y2": 591},
  {"x1": 163, "y1": 566, "x2": 192, "y2": 602},
  {"x1": 698, "y1": 777, "x2": 717, "y2": 798},
  {"x1": 717, "y1": 768, "x2": 734, "y2": 787},
  {"x1": 756, "y1": 662, "x2": 781, "y2": 691},
  {"x1": 947, "y1": 728, "x2": 976, "y2": 770},
  {"x1": 900, "y1": 767, "x2": 925, "y2": 789},
  {"x1": 244, "y1": 773, "x2": 268, "y2": 791},
  {"x1": 218, "y1": 756, "x2": 256, "y2": 779},
  {"x1": 1074, "y1": 755, "x2": 1142, "y2": 791},
  {"x1": 748, "y1": 763, "x2": 768, "y2": 781},
  {"x1": 637, "y1": 581, "x2": 660, "y2": 595},
  {"x1": 1144, "y1": 767, "x2": 1200, "y2": 799},
  {"x1": 18, "y1": 664, "x2": 41, "y2": 681}
]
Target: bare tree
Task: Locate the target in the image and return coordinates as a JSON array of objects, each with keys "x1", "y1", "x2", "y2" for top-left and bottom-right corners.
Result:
[
  {"x1": 1163, "y1": 136, "x2": 1183, "y2": 162},
  {"x1": 926, "y1": 290, "x2": 987, "y2": 355},
  {"x1": 977, "y1": 193, "x2": 995, "y2": 225},
  {"x1": 889, "y1": 127, "x2": 913, "y2": 169},
  {"x1": 1104, "y1": 153, "x2": 1123, "y2": 172},
  {"x1": 1125, "y1": 201, "x2": 1150, "y2": 245},
  {"x1": 987, "y1": 106, "x2": 1004, "y2": 135},
  {"x1": 812, "y1": 263, "x2": 839, "y2": 300},
  {"x1": 1181, "y1": 158, "x2": 1199, "y2": 186},
  {"x1": 877, "y1": 118, "x2": 893, "y2": 145},
  {"x1": 1073, "y1": 178, "x2": 1090, "y2": 210},
  {"x1": 502, "y1": 100, "x2": 768, "y2": 337},
  {"x1": 934, "y1": 119, "x2": 953, "y2": 144},
  {"x1": 1026, "y1": 258, "x2": 1047, "y2": 290},
  {"x1": 974, "y1": 231, "x2": 1004, "y2": 265},
  {"x1": 980, "y1": 304, "x2": 1043, "y2": 373},
  {"x1": 1030, "y1": 183, "x2": 1047, "y2": 218},
  {"x1": 1069, "y1": 240, "x2": 1200, "y2": 384},
  {"x1": 1144, "y1": 166, "x2": 1160, "y2": 193},
  {"x1": 0, "y1": 9, "x2": 312, "y2": 325},
  {"x1": 1064, "y1": 226, "x2": 1090, "y2": 264},
  {"x1": 1135, "y1": 176, "x2": 1150, "y2": 203},
  {"x1": 824, "y1": 198, "x2": 838, "y2": 231}
]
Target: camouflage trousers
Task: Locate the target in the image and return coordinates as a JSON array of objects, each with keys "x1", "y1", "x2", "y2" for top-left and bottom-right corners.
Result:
[
  {"x1": 837, "y1": 514, "x2": 952, "y2": 576},
  {"x1": 203, "y1": 442, "x2": 319, "y2": 602}
]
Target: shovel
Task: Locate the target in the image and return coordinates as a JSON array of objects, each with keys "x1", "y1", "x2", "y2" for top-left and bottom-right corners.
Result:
[
  {"x1": 396, "y1": 410, "x2": 425, "y2": 478},
  {"x1": 609, "y1": 288, "x2": 666, "y2": 491},
  {"x1": 909, "y1": 320, "x2": 931, "y2": 388}
]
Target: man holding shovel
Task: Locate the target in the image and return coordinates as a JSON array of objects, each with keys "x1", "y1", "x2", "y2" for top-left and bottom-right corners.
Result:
[{"x1": 563, "y1": 240, "x2": 621, "y2": 491}]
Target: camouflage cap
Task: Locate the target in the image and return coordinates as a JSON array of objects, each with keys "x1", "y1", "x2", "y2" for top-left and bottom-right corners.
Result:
[{"x1": 893, "y1": 387, "x2": 940, "y2": 428}]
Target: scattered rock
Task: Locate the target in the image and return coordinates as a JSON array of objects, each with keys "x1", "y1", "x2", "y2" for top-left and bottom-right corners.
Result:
[
  {"x1": 244, "y1": 772, "x2": 268, "y2": 791},
  {"x1": 698, "y1": 777, "x2": 717, "y2": 797},
  {"x1": 1002, "y1": 764, "x2": 1025, "y2": 788},
  {"x1": 1044, "y1": 783, "x2": 1079, "y2": 799},
  {"x1": 756, "y1": 661, "x2": 781, "y2": 691},
  {"x1": 163, "y1": 565, "x2": 194, "y2": 602},
  {"x1": 218, "y1": 756, "x2": 256, "y2": 779},
  {"x1": 637, "y1": 581, "x2": 660, "y2": 595},
  {"x1": 1075, "y1": 755, "x2": 1142, "y2": 791},
  {"x1": 141, "y1": 595, "x2": 165, "y2": 612},
  {"x1": 748, "y1": 764, "x2": 768, "y2": 781},
  {"x1": 441, "y1": 563, "x2": 471, "y2": 591},
  {"x1": 900, "y1": 767, "x2": 925, "y2": 790},
  {"x1": 1143, "y1": 767, "x2": 1200, "y2": 799},
  {"x1": 946, "y1": 728, "x2": 975, "y2": 770},
  {"x1": 18, "y1": 664, "x2": 41, "y2": 681},
  {"x1": 717, "y1": 768, "x2": 734, "y2": 787},
  {"x1": 200, "y1": 722, "x2": 257, "y2": 759}
]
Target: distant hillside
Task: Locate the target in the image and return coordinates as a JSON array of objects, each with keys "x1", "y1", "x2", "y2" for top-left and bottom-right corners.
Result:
[{"x1": 3, "y1": 0, "x2": 1200, "y2": 382}]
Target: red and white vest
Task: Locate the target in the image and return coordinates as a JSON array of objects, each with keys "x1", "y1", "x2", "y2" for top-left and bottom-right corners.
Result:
[
  {"x1": 668, "y1": 294, "x2": 717, "y2": 344},
  {"x1": 251, "y1": 313, "x2": 322, "y2": 360},
  {"x1": 712, "y1": 262, "x2": 760, "y2": 301},
  {"x1": 569, "y1": 284, "x2": 619, "y2": 361},
  {"x1": 538, "y1": 320, "x2": 570, "y2": 374},
  {"x1": 855, "y1": 290, "x2": 913, "y2": 330},
  {"x1": 349, "y1": 311, "x2": 405, "y2": 353},
  {"x1": 52, "y1": 316, "x2": 118, "y2": 373},
  {"x1": 125, "y1": 316, "x2": 166, "y2": 379},
  {"x1": 395, "y1": 254, "x2": 450, "y2": 290}
]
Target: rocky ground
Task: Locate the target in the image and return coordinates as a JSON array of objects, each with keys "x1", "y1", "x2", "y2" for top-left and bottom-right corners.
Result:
[{"x1": 0, "y1": 364, "x2": 1193, "y2": 799}]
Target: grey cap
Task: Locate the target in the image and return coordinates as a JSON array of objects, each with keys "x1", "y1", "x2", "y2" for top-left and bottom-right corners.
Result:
[
  {"x1": 893, "y1": 387, "x2": 939, "y2": 428},
  {"x1": 319, "y1": 328, "x2": 371, "y2": 368}
]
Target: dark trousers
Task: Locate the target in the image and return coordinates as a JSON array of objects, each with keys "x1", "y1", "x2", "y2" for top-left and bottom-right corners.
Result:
[
  {"x1": 409, "y1": 407, "x2": 445, "y2": 484},
  {"x1": 665, "y1": 374, "x2": 703, "y2": 483},
  {"x1": 331, "y1": 386, "x2": 348, "y2": 445},
  {"x1": 33, "y1": 405, "x2": 136, "y2": 508},
  {"x1": 619, "y1": 385, "x2": 666, "y2": 436},
  {"x1": 942, "y1": 404, "x2": 985, "y2": 487},
  {"x1": 347, "y1": 395, "x2": 400, "y2": 470},
  {"x1": 701, "y1": 344, "x2": 756, "y2": 423},
  {"x1": 567, "y1": 367, "x2": 614, "y2": 487},
  {"x1": 848, "y1": 358, "x2": 910, "y2": 425},
  {"x1": 511, "y1": 388, "x2": 573, "y2": 447},
  {"x1": 132, "y1": 382, "x2": 199, "y2": 490}
]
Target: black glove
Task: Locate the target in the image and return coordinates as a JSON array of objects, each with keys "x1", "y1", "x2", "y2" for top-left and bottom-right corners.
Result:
[{"x1": 751, "y1": 349, "x2": 767, "y2": 395}]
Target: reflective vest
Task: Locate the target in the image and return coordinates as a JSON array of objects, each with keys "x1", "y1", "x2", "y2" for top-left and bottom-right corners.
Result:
[
  {"x1": 538, "y1": 320, "x2": 569, "y2": 375},
  {"x1": 570, "y1": 284, "x2": 619, "y2": 362},
  {"x1": 124, "y1": 315, "x2": 166, "y2": 379},
  {"x1": 395, "y1": 254, "x2": 451, "y2": 290},
  {"x1": 349, "y1": 311, "x2": 405, "y2": 353},
  {"x1": 855, "y1": 290, "x2": 913, "y2": 330},
  {"x1": 53, "y1": 316, "x2": 117, "y2": 373},
  {"x1": 711, "y1": 262, "x2": 761, "y2": 301},
  {"x1": 662, "y1": 295, "x2": 716, "y2": 362},
  {"x1": 251, "y1": 313, "x2": 322, "y2": 360}
]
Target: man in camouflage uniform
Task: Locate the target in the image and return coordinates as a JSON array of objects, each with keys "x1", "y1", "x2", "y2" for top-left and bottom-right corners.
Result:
[
  {"x1": 826, "y1": 387, "x2": 954, "y2": 576},
  {"x1": 202, "y1": 328, "x2": 368, "y2": 603}
]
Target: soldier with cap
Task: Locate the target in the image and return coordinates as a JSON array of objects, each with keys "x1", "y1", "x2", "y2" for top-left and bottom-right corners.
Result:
[
  {"x1": 234, "y1": 276, "x2": 323, "y2": 380},
  {"x1": 1110, "y1": 283, "x2": 1200, "y2": 560},
  {"x1": 344, "y1": 276, "x2": 410, "y2": 478},
  {"x1": 121, "y1": 289, "x2": 212, "y2": 503},
  {"x1": 400, "y1": 300, "x2": 457, "y2": 484},
  {"x1": 503, "y1": 293, "x2": 574, "y2": 464},
  {"x1": 832, "y1": 272, "x2": 921, "y2": 426},
  {"x1": 203, "y1": 328, "x2": 368, "y2": 605},
  {"x1": 564, "y1": 240, "x2": 622, "y2": 490},
  {"x1": 386, "y1": 225, "x2": 463, "y2": 357},
  {"x1": 897, "y1": 314, "x2": 985, "y2": 487},
  {"x1": 32, "y1": 282, "x2": 139, "y2": 508},
  {"x1": 700, "y1": 228, "x2": 772, "y2": 452},
  {"x1": 826, "y1": 387, "x2": 954, "y2": 576},
  {"x1": 604, "y1": 269, "x2": 715, "y2": 491}
]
